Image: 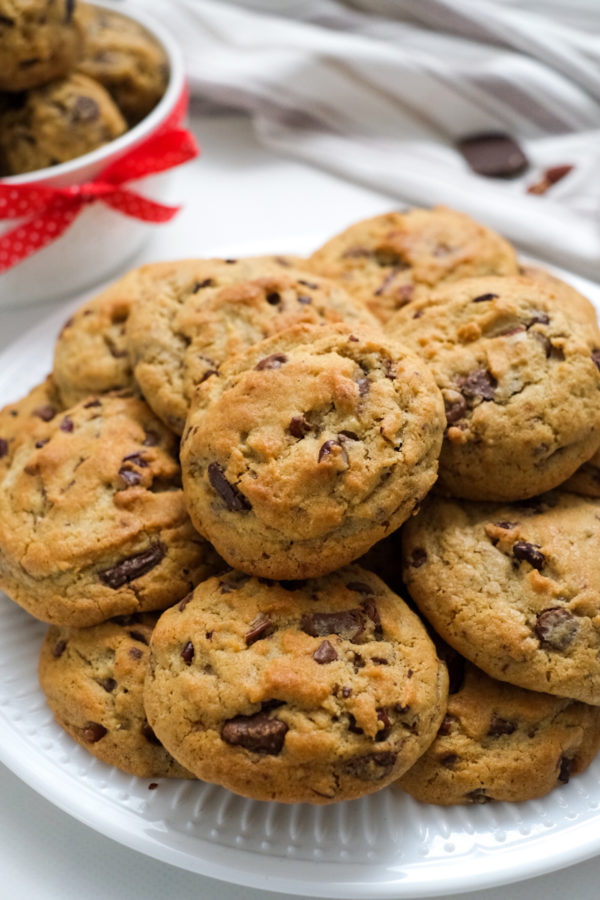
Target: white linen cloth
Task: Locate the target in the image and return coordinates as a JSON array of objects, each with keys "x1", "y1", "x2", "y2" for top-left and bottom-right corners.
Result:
[{"x1": 132, "y1": 0, "x2": 600, "y2": 277}]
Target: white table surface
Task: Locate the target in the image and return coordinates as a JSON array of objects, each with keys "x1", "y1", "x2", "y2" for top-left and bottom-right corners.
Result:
[{"x1": 1, "y1": 111, "x2": 600, "y2": 900}]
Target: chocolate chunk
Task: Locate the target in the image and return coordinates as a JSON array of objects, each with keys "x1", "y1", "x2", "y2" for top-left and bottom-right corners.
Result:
[
  {"x1": 81, "y1": 722, "x2": 107, "y2": 743},
  {"x1": 245, "y1": 613, "x2": 274, "y2": 646},
  {"x1": 33, "y1": 404, "x2": 56, "y2": 421},
  {"x1": 207, "y1": 462, "x2": 251, "y2": 511},
  {"x1": 376, "y1": 707, "x2": 392, "y2": 740},
  {"x1": 408, "y1": 547, "x2": 427, "y2": 568},
  {"x1": 128, "y1": 630, "x2": 148, "y2": 645},
  {"x1": 534, "y1": 608, "x2": 578, "y2": 651},
  {"x1": 457, "y1": 369, "x2": 497, "y2": 402},
  {"x1": 266, "y1": 292, "x2": 281, "y2": 305},
  {"x1": 221, "y1": 711, "x2": 288, "y2": 754},
  {"x1": 457, "y1": 132, "x2": 529, "y2": 178},
  {"x1": 374, "y1": 266, "x2": 406, "y2": 296},
  {"x1": 129, "y1": 647, "x2": 143, "y2": 660},
  {"x1": 301, "y1": 608, "x2": 365, "y2": 642},
  {"x1": 141, "y1": 722, "x2": 161, "y2": 745},
  {"x1": 118, "y1": 466, "x2": 142, "y2": 486},
  {"x1": 52, "y1": 639, "x2": 67, "y2": 658},
  {"x1": 65, "y1": 0, "x2": 75, "y2": 22},
  {"x1": 60, "y1": 416, "x2": 74, "y2": 433},
  {"x1": 346, "y1": 581, "x2": 373, "y2": 594},
  {"x1": 558, "y1": 756, "x2": 573, "y2": 784},
  {"x1": 341, "y1": 686, "x2": 352, "y2": 698},
  {"x1": 528, "y1": 312, "x2": 550, "y2": 326},
  {"x1": 444, "y1": 394, "x2": 467, "y2": 425},
  {"x1": 338, "y1": 430, "x2": 359, "y2": 441},
  {"x1": 219, "y1": 572, "x2": 251, "y2": 593},
  {"x1": 347, "y1": 713, "x2": 364, "y2": 735},
  {"x1": 313, "y1": 640, "x2": 338, "y2": 664},
  {"x1": 100, "y1": 677, "x2": 117, "y2": 693},
  {"x1": 98, "y1": 543, "x2": 166, "y2": 588},
  {"x1": 178, "y1": 592, "x2": 192, "y2": 611},
  {"x1": 0, "y1": 438, "x2": 8, "y2": 459},
  {"x1": 527, "y1": 164, "x2": 573, "y2": 195},
  {"x1": 255, "y1": 353, "x2": 287, "y2": 370},
  {"x1": 352, "y1": 651, "x2": 365, "y2": 671},
  {"x1": 318, "y1": 439, "x2": 348, "y2": 465},
  {"x1": 371, "y1": 657, "x2": 388, "y2": 665},
  {"x1": 297, "y1": 295, "x2": 312, "y2": 304},
  {"x1": 494, "y1": 521, "x2": 518, "y2": 530},
  {"x1": 72, "y1": 96, "x2": 100, "y2": 123},
  {"x1": 181, "y1": 641, "x2": 195, "y2": 665},
  {"x1": 488, "y1": 715, "x2": 517, "y2": 737},
  {"x1": 35, "y1": 439, "x2": 49, "y2": 449},
  {"x1": 437, "y1": 714, "x2": 455, "y2": 736},
  {"x1": 513, "y1": 540, "x2": 545, "y2": 571},
  {"x1": 532, "y1": 331, "x2": 564, "y2": 360},
  {"x1": 289, "y1": 415, "x2": 310, "y2": 438},
  {"x1": 122, "y1": 452, "x2": 148, "y2": 467},
  {"x1": 192, "y1": 278, "x2": 214, "y2": 291},
  {"x1": 0, "y1": 14, "x2": 15, "y2": 26},
  {"x1": 472, "y1": 293, "x2": 498, "y2": 303},
  {"x1": 343, "y1": 751, "x2": 397, "y2": 781},
  {"x1": 361, "y1": 598, "x2": 383, "y2": 639},
  {"x1": 591, "y1": 349, "x2": 600, "y2": 371},
  {"x1": 83, "y1": 398, "x2": 102, "y2": 408},
  {"x1": 441, "y1": 753, "x2": 460, "y2": 768},
  {"x1": 466, "y1": 788, "x2": 490, "y2": 803}
]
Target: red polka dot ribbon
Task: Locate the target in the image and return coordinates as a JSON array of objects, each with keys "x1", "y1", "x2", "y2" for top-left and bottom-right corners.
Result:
[{"x1": 0, "y1": 87, "x2": 199, "y2": 274}]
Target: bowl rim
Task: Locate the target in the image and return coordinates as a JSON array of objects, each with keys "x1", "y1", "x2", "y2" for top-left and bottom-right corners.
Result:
[{"x1": 0, "y1": 0, "x2": 186, "y2": 185}]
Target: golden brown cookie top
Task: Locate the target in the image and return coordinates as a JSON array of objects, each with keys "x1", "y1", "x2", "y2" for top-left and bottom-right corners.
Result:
[
  {"x1": 397, "y1": 655, "x2": 600, "y2": 805},
  {"x1": 0, "y1": 392, "x2": 223, "y2": 625},
  {"x1": 126, "y1": 256, "x2": 378, "y2": 435},
  {"x1": 181, "y1": 323, "x2": 445, "y2": 579},
  {"x1": 402, "y1": 492, "x2": 600, "y2": 705},
  {"x1": 307, "y1": 206, "x2": 519, "y2": 323},
  {"x1": 39, "y1": 613, "x2": 194, "y2": 778},
  {"x1": 389, "y1": 274, "x2": 600, "y2": 500},
  {"x1": 144, "y1": 567, "x2": 449, "y2": 803},
  {"x1": 0, "y1": 376, "x2": 63, "y2": 482}
]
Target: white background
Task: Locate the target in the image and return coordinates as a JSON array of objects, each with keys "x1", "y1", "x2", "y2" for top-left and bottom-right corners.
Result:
[{"x1": 1, "y1": 111, "x2": 600, "y2": 900}]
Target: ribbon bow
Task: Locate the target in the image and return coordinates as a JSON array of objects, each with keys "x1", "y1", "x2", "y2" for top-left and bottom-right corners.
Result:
[{"x1": 0, "y1": 89, "x2": 198, "y2": 274}]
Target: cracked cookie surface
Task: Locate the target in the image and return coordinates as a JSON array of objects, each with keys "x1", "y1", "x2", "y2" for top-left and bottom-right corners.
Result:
[
  {"x1": 307, "y1": 206, "x2": 519, "y2": 323},
  {"x1": 126, "y1": 256, "x2": 377, "y2": 435},
  {"x1": 143, "y1": 567, "x2": 449, "y2": 804},
  {"x1": 39, "y1": 613, "x2": 193, "y2": 778},
  {"x1": 389, "y1": 275, "x2": 600, "y2": 500},
  {"x1": 397, "y1": 654, "x2": 600, "y2": 804},
  {"x1": 180, "y1": 323, "x2": 445, "y2": 579},
  {"x1": 402, "y1": 492, "x2": 600, "y2": 704},
  {"x1": 0, "y1": 393, "x2": 223, "y2": 626}
]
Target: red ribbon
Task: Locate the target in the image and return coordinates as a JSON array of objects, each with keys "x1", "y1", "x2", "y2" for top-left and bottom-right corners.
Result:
[{"x1": 0, "y1": 88, "x2": 199, "y2": 274}]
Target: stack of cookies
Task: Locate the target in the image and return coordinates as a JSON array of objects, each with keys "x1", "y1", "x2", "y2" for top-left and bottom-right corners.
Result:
[
  {"x1": 0, "y1": 0, "x2": 168, "y2": 176},
  {"x1": 3, "y1": 205, "x2": 600, "y2": 808}
]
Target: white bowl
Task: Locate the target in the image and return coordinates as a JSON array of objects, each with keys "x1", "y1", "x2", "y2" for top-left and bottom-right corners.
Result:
[{"x1": 0, "y1": 0, "x2": 186, "y2": 309}]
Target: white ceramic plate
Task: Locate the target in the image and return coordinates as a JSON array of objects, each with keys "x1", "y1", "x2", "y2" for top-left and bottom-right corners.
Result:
[{"x1": 1, "y1": 252, "x2": 600, "y2": 899}]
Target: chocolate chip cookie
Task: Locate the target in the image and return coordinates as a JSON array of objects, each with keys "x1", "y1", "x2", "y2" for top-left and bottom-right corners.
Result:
[
  {"x1": 126, "y1": 257, "x2": 379, "y2": 435},
  {"x1": 53, "y1": 269, "x2": 141, "y2": 407},
  {"x1": 0, "y1": 0, "x2": 82, "y2": 92},
  {"x1": 402, "y1": 492, "x2": 600, "y2": 705},
  {"x1": 307, "y1": 207, "x2": 519, "y2": 323},
  {"x1": 39, "y1": 613, "x2": 193, "y2": 778},
  {"x1": 389, "y1": 275, "x2": 600, "y2": 501},
  {"x1": 0, "y1": 376, "x2": 63, "y2": 482},
  {"x1": 397, "y1": 655, "x2": 600, "y2": 805},
  {"x1": 76, "y1": 2, "x2": 168, "y2": 125},
  {"x1": 0, "y1": 72, "x2": 126, "y2": 174},
  {"x1": 143, "y1": 567, "x2": 449, "y2": 804},
  {"x1": 0, "y1": 393, "x2": 223, "y2": 626},
  {"x1": 181, "y1": 323, "x2": 445, "y2": 579}
]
